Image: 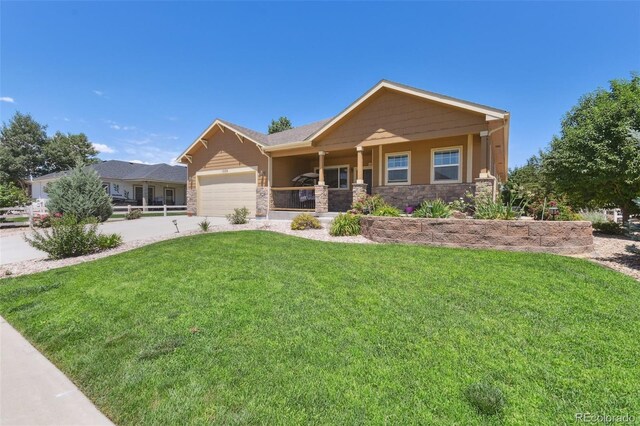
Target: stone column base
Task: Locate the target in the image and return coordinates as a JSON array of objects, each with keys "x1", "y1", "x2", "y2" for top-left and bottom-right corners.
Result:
[
  {"x1": 315, "y1": 185, "x2": 329, "y2": 213},
  {"x1": 474, "y1": 176, "x2": 497, "y2": 202},
  {"x1": 352, "y1": 183, "x2": 368, "y2": 206}
]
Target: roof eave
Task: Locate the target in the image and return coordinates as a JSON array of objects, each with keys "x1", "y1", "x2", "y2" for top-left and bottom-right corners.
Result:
[
  {"x1": 178, "y1": 119, "x2": 266, "y2": 162},
  {"x1": 263, "y1": 140, "x2": 313, "y2": 152}
]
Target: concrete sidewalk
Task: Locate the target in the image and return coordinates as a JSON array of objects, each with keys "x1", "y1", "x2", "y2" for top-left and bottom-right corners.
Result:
[{"x1": 0, "y1": 316, "x2": 113, "y2": 425}]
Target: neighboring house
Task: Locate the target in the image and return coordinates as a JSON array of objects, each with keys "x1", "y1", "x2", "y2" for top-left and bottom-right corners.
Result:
[
  {"x1": 178, "y1": 80, "x2": 510, "y2": 217},
  {"x1": 31, "y1": 160, "x2": 187, "y2": 207}
]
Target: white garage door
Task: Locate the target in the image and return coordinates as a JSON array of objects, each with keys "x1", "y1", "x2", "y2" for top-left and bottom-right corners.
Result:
[{"x1": 198, "y1": 171, "x2": 257, "y2": 217}]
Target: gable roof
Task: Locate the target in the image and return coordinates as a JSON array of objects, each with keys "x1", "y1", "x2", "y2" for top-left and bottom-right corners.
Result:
[
  {"x1": 179, "y1": 79, "x2": 509, "y2": 159},
  {"x1": 33, "y1": 160, "x2": 187, "y2": 184}
]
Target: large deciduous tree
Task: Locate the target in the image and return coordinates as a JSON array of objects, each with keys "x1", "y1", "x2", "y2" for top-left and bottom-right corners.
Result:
[
  {"x1": 543, "y1": 74, "x2": 640, "y2": 222},
  {"x1": 0, "y1": 113, "x2": 101, "y2": 186},
  {"x1": 43, "y1": 131, "x2": 99, "y2": 174},
  {"x1": 0, "y1": 112, "x2": 48, "y2": 187},
  {"x1": 268, "y1": 116, "x2": 293, "y2": 134}
]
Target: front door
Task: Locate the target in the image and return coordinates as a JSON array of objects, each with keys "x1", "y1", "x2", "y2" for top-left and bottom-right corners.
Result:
[
  {"x1": 147, "y1": 186, "x2": 155, "y2": 205},
  {"x1": 363, "y1": 169, "x2": 373, "y2": 195}
]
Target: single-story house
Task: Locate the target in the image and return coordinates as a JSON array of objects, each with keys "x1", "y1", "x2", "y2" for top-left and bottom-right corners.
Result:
[
  {"x1": 178, "y1": 80, "x2": 509, "y2": 217},
  {"x1": 31, "y1": 160, "x2": 187, "y2": 206}
]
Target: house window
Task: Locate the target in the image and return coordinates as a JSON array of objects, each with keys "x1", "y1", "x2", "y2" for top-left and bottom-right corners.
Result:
[
  {"x1": 316, "y1": 166, "x2": 349, "y2": 189},
  {"x1": 102, "y1": 182, "x2": 110, "y2": 194},
  {"x1": 432, "y1": 147, "x2": 461, "y2": 183},
  {"x1": 385, "y1": 152, "x2": 410, "y2": 185}
]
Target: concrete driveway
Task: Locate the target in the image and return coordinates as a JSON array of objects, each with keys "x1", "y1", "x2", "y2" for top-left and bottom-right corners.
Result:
[{"x1": 0, "y1": 216, "x2": 227, "y2": 265}]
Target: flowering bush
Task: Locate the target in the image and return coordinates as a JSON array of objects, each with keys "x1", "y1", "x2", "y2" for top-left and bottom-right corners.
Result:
[{"x1": 32, "y1": 213, "x2": 57, "y2": 228}]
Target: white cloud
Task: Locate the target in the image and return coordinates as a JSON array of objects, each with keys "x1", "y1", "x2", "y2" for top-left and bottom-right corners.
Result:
[
  {"x1": 128, "y1": 159, "x2": 153, "y2": 165},
  {"x1": 93, "y1": 90, "x2": 104, "y2": 96},
  {"x1": 93, "y1": 143, "x2": 116, "y2": 154},
  {"x1": 0, "y1": 97, "x2": 15, "y2": 103}
]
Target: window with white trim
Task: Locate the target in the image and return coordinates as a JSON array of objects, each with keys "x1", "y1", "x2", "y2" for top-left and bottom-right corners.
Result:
[
  {"x1": 433, "y1": 148, "x2": 461, "y2": 182},
  {"x1": 316, "y1": 166, "x2": 349, "y2": 189},
  {"x1": 385, "y1": 153, "x2": 410, "y2": 184}
]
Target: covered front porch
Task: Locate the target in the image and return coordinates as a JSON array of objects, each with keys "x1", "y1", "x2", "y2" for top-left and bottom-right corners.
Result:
[
  {"x1": 264, "y1": 131, "x2": 499, "y2": 216},
  {"x1": 268, "y1": 146, "x2": 372, "y2": 214}
]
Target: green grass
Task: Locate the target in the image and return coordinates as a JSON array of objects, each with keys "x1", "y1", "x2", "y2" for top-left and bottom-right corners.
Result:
[
  {"x1": 0, "y1": 231, "x2": 638, "y2": 424},
  {"x1": 0, "y1": 216, "x2": 29, "y2": 222}
]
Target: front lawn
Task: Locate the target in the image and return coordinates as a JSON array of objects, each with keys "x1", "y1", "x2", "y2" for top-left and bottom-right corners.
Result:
[{"x1": 0, "y1": 231, "x2": 638, "y2": 424}]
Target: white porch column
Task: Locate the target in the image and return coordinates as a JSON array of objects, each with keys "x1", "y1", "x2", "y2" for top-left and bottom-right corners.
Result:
[
  {"x1": 318, "y1": 151, "x2": 326, "y2": 185},
  {"x1": 142, "y1": 182, "x2": 148, "y2": 211},
  {"x1": 479, "y1": 130, "x2": 490, "y2": 178},
  {"x1": 356, "y1": 146, "x2": 364, "y2": 184}
]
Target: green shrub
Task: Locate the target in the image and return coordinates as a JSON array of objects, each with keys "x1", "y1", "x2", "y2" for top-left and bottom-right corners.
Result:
[
  {"x1": 125, "y1": 209, "x2": 142, "y2": 220},
  {"x1": 226, "y1": 207, "x2": 249, "y2": 225},
  {"x1": 291, "y1": 213, "x2": 322, "y2": 230},
  {"x1": 24, "y1": 215, "x2": 122, "y2": 259},
  {"x1": 412, "y1": 199, "x2": 452, "y2": 218},
  {"x1": 198, "y1": 217, "x2": 211, "y2": 232},
  {"x1": 329, "y1": 213, "x2": 361, "y2": 236},
  {"x1": 579, "y1": 210, "x2": 608, "y2": 224},
  {"x1": 96, "y1": 233, "x2": 123, "y2": 250},
  {"x1": 372, "y1": 205, "x2": 402, "y2": 217},
  {"x1": 45, "y1": 166, "x2": 112, "y2": 222},
  {"x1": 592, "y1": 221, "x2": 625, "y2": 235},
  {"x1": 351, "y1": 194, "x2": 387, "y2": 215},
  {"x1": 0, "y1": 182, "x2": 29, "y2": 208},
  {"x1": 464, "y1": 382, "x2": 506, "y2": 416}
]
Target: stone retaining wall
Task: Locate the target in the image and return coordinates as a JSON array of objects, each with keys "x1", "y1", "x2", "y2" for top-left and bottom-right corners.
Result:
[
  {"x1": 373, "y1": 184, "x2": 475, "y2": 209},
  {"x1": 360, "y1": 217, "x2": 594, "y2": 254}
]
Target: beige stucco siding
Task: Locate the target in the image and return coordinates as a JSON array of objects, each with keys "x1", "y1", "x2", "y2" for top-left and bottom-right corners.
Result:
[
  {"x1": 187, "y1": 128, "x2": 268, "y2": 190},
  {"x1": 314, "y1": 88, "x2": 487, "y2": 149}
]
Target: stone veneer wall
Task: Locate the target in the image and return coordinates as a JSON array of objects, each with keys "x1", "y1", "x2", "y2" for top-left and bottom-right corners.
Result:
[
  {"x1": 256, "y1": 187, "x2": 271, "y2": 217},
  {"x1": 360, "y1": 217, "x2": 594, "y2": 255},
  {"x1": 187, "y1": 188, "x2": 197, "y2": 215},
  {"x1": 328, "y1": 190, "x2": 353, "y2": 212},
  {"x1": 373, "y1": 184, "x2": 475, "y2": 209}
]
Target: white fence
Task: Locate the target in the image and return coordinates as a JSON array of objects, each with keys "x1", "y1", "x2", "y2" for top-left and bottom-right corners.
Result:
[
  {"x1": 112, "y1": 205, "x2": 188, "y2": 217},
  {"x1": 0, "y1": 204, "x2": 187, "y2": 226}
]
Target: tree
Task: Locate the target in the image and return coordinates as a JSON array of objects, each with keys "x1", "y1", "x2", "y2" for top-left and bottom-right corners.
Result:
[
  {"x1": 43, "y1": 132, "x2": 98, "y2": 174},
  {"x1": 504, "y1": 155, "x2": 553, "y2": 201},
  {"x1": 268, "y1": 116, "x2": 293, "y2": 134},
  {"x1": 0, "y1": 182, "x2": 30, "y2": 208},
  {"x1": 542, "y1": 74, "x2": 640, "y2": 222},
  {"x1": 45, "y1": 167, "x2": 112, "y2": 222},
  {"x1": 0, "y1": 112, "x2": 47, "y2": 187}
]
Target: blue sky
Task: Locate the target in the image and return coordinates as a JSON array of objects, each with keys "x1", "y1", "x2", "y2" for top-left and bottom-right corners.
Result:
[{"x1": 1, "y1": 2, "x2": 638, "y2": 167}]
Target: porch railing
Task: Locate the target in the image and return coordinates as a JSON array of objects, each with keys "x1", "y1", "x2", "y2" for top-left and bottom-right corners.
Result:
[{"x1": 271, "y1": 187, "x2": 315, "y2": 211}]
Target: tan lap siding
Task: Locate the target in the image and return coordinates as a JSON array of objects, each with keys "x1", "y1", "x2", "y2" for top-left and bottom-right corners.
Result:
[
  {"x1": 378, "y1": 136, "x2": 469, "y2": 185},
  {"x1": 314, "y1": 89, "x2": 487, "y2": 148},
  {"x1": 187, "y1": 129, "x2": 268, "y2": 190}
]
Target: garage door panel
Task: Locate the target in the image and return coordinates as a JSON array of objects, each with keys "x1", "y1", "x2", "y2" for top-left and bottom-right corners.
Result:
[{"x1": 198, "y1": 171, "x2": 257, "y2": 217}]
